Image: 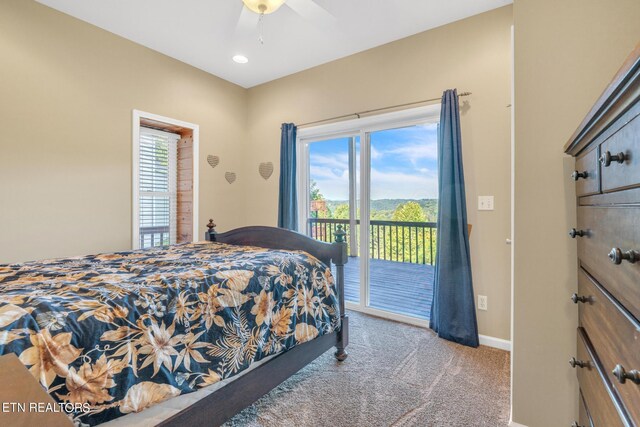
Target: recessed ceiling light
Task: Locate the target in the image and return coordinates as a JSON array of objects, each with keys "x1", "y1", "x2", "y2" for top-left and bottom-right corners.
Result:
[{"x1": 233, "y1": 55, "x2": 249, "y2": 64}]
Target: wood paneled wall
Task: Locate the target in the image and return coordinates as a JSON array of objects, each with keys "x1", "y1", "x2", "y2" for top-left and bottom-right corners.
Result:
[{"x1": 177, "y1": 131, "x2": 194, "y2": 244}]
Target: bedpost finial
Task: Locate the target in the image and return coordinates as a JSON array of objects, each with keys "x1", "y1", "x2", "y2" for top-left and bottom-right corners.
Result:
[
  {"x1": 335, "y1": 225, "x2": 346, "y2": 243},
  {"x1": 207, "y1": 219, "x2": 217, "y2": 231}
]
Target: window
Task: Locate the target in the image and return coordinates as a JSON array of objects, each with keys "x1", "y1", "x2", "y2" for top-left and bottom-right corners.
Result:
[
  {"x1": 132, "y1": 110, "x2": 200, "y2": 250},
  {"x1": 136, "y1": 128, "x2": 179, "y2": 249}
]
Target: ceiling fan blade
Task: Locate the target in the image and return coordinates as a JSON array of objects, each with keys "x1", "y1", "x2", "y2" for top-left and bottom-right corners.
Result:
[
  {"x1": 285, "y1": 0, "x2": 336, "y2": 28},
  {"x1": 234, "y1": 5, "x2": 260, "y2": 38}
]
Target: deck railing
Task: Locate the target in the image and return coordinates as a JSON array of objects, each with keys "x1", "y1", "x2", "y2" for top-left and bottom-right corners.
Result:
[
  {"x1": 140, "y1": 226, "x2": 170, "y2": 248},
  {"x1": 307, "y1": 218, "x2": 437, "y2": 265}
]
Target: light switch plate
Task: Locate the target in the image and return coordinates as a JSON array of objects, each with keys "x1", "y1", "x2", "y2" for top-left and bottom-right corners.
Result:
[{"x1": 478, "y1": 196, "x2": 494, "y2": 211}]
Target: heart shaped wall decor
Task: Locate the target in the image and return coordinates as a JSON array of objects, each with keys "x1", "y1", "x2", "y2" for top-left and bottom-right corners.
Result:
[
  {"x1": 259, "y1": 162, "x2": 274, "y2": 180},
  {"x1": 225, "y1": 172, "x2": 237, "y2": 184},
  {"x1": 207, "y1": 155, "x2": 220, "y2": 168}
]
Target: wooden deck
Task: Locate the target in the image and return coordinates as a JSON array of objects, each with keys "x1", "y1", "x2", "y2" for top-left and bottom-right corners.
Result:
[{"x1": 333, "y1": 256, "x2": 434, "y2": 320}]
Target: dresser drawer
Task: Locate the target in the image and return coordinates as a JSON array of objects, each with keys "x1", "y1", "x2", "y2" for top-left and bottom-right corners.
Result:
[
  {"x1": 574, "y1": 146, "x2": 601, "y2": 196},
  {"x1": 575, "y1": 328, "x2": 626, "y2": 427},
  {"x1": 601, "y1": 114, "x2": 640, "y2": 193},
  {"x1": 577, "y1": 206, "x2": 640, "y2": 320},
  {"x1": 579, "y1": 389, "x2": 594, "y2": 427},
  {"x1": 578, "y1": 268, "x2": 640, "y2": 422}
]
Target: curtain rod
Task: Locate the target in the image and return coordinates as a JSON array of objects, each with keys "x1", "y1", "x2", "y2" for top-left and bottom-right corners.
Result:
[{"x1": 296, "y1": 91, "x2": 472, "y2": 128}]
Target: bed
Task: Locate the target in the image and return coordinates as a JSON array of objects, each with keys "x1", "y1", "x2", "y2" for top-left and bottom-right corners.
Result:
[{"x1": 0, "y1": 222, "x2": 348, "y2": 426}]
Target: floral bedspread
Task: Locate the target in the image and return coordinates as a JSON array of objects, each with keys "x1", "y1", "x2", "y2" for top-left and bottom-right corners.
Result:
[{"x1": 0, "y1": 242, "x2": 339, "y2": 425}]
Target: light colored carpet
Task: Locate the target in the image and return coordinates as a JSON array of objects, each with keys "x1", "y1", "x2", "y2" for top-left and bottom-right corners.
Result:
[{"x1": 225, "y1": 311, "x2": 510, "y2": 427}]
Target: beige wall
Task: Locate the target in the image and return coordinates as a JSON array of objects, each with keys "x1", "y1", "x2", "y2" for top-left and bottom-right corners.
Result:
[
  {"x1": 4, "y1": 1, "x2": 640, "y2": 423},
  {"x1": 1, "y1": 2, "x2": 514, "y2": 341},
  {"x1": 0, "y1": 0, "x2": 248, "y2": 263},
  {"x1": 245, "y1": 6, "x2": 514, "y2": 340},
  {"x1": 512, "y1": 0, "x2": 640, "y2": 425}
]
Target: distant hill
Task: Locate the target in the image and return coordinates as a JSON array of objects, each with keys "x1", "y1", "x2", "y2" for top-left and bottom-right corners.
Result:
[{"x1": 324, "y1": 199, "x2": 438, "y2": 222}]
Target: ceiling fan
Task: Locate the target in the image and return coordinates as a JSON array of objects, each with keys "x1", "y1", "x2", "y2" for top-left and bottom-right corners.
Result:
[{"x1": 237, "y1": 0, "x2": 335, "y2": 44}]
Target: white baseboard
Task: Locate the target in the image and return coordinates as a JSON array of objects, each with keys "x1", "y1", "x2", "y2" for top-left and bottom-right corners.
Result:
[
  {"x1": 479, "y1": 334, "x2": 511, "y2": 351},
  {"x1": 508, "y1": 422, "x2": 528, "y2": 427},
  {"x1": 346, "y1": 304, "x2": 512, "y2": 351}
]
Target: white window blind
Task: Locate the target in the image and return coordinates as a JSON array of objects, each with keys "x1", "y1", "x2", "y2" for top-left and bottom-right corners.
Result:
[{"x1": 137, "y1": 128, "x2": 179, "y2": 249}]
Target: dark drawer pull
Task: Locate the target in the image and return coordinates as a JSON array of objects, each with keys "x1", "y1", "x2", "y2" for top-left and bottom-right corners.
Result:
[
  {"x1": 569, "y1": 228, "x2": 586, "y2": 238},
  {"x1": 571, "y1": 422, "x2": 585, "y2": 427},
  {"x1": 571, "y1": 293, "x2": 591, "y2": 304},
  {"x1": 569, "y1": 357, "x2": 589, "y2": 368},
  {"x1": 599, "y1": 150, "x2": 627, "y2": 167},
  {"x1": 571, "y1": 170, "x2": 588, "y2": 181},
  {"x1": 612, "y1": 364, "x2": 640, "y2": 385},
  {"x1": 608, "y1": 248, "x2": 639, "y2": 265}
]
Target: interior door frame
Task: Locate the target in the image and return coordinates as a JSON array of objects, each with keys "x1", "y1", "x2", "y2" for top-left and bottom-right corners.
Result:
[
  {"x1": 297, "y1": 104, "x2": 441, "y2": 326},
  {"x1": 132, "y1": 110, "x2": 200, "y2": 249}
]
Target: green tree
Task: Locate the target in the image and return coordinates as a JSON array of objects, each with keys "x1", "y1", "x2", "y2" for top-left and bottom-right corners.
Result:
[
  {"x1": 317, "y1": 207, "x2": 333, "y2": 219},
  {"x1": 333, "y1": 204, "x2": 350, "y2": 219},
  {"x1": 371, "y1": 201, "x2": 434, "y2": 265},
  {"x1": 310, "y1": 179, "x2": 324, "y2": 201},
  {"x1": 309, "y1": 179, "x2": 332, "y2": 219},
  {"x1": 392, "y1": 201, "x2": 427, "y2": 222}
]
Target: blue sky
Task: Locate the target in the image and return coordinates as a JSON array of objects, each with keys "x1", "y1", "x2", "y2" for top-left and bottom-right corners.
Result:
[{"x1": 309, "y1": 124, "x2": 439, "y2": 200}]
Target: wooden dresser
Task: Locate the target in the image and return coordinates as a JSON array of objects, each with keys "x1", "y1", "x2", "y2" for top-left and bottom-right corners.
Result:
[{"x1": 565, "y1": 44, "x2": 640, "y2": 427}]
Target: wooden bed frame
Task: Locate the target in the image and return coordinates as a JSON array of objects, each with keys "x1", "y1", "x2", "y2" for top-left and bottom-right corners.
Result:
[{"x1": 157, "y1": 221, "x2": 349, "y2": 427}]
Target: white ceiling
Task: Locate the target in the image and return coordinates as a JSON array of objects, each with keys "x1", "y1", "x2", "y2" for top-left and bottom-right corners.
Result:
[{"x1": 36, "y1": 0, "x2": 512, "y2": 88}]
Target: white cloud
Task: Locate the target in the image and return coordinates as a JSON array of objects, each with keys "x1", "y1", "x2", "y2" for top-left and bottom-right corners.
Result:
[
  {"x1": 310, "y1": 166, "x2": 437, "y2": 200},
  {"x1": 309, "y1": 152, "x2": 348, "y2": 169},
  {"x1": 383, "y1": 141, "x2": 438, "y2": 162},
  {"x1": 310, "y1": 170, "x2": 350, "y2": 200},
  {"x1": 371, "y1": 124, "x2": 438, "y2": 164},
  {"x1": 310, "y1": 165, "x2": 348, "y2": 180},
  {"x1": 370, "y1": 145, "x2": 382, "y2": 160},
  {"x1": 370, "y1": 168, "x2": 438, "y2": 199}
]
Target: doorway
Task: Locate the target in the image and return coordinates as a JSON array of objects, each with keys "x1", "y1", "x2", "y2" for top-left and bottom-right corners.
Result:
[
  {"x1": 298, "y1": 105, "x2": 440, "y2": 325},
  {"x1": 132, "y1": 110, "x2": 200, "y2": 249}
]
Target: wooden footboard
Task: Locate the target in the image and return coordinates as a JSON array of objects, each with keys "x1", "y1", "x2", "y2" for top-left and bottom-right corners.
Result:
[
  {"x1": 205, "y1": 220, "x2": 349, "y2": 360},
  {"x1": 158, "y1": 222, "x2": 349, "y2": 426}
]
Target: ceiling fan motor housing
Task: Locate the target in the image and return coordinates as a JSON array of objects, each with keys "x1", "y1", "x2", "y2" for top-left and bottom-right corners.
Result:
[{"x1": 242, "y1": 0, "x2": 286, "y2": 15}]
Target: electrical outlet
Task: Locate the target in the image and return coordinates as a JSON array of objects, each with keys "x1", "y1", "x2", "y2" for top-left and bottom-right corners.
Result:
[
  {"x1": 478, "y1": 196, "x2": 494, "y2": 211},
  {"x1": 478, "y1": 295, "x2": 488, "y2": 311}
]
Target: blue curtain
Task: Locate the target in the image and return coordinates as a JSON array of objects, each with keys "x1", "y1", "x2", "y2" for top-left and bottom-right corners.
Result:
[
  {"x1": 277, "y1": 123, "x2": 298, "y2": 230},
  {"x1": 429, "y1": 89, "x2": 479, "y2": 348}
]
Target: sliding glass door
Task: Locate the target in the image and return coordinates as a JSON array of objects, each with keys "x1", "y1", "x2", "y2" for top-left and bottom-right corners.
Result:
[
  {"x1": 366, "y1": 125, "x2": 438, "y2": 320},
  {"x1": 299, "y1": 106, "x2": 439, "y2": 324},
  {"x1": 305, "y1": 135, "x2": 360, "y2": 303}
]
